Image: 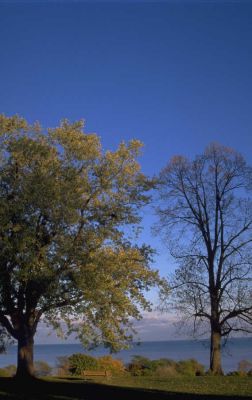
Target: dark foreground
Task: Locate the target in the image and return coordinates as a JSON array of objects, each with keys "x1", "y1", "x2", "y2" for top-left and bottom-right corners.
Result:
[{"x1": 0, "y1": 377, "x2": 251, "y2": 400}]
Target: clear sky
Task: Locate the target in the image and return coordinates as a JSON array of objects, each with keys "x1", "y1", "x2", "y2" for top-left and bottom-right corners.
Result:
[{"x1": 1, "y1": 0, "x2": 252, "y2": 340}]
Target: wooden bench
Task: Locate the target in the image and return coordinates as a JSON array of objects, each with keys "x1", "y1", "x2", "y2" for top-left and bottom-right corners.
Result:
[{"x1": 81, "y1": 370, "x2": 111, "y2": 379}]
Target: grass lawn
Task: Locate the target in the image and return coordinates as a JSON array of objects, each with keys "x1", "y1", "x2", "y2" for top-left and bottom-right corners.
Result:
[
  {"x1": 0, "y1": 375, "x2": 251, "y2": 400},
  {"x1": 98, "y1": 375, "x2": 252, "y2": 397}
]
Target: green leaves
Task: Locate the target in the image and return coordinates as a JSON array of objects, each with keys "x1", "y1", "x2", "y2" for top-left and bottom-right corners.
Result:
[{"x1": 0, "y1": 114, "x2": 159, "y2": 351}]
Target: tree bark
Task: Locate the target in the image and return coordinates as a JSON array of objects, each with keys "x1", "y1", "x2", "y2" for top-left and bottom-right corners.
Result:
[
  {"x1": 15, "y1": 334, "x2": 35, "y2": 379},
  {"x1": 210, "y1": 330, "x2": 223, "y2": 375}
]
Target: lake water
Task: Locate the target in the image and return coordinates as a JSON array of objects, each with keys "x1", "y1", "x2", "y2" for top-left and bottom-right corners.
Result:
[{"x1": 1, "y1": 337, "x2": 251, "y2": 373}]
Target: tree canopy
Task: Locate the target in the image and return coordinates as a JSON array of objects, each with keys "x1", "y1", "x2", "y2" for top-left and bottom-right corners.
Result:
[{"x1": 0, "y1": 114, "x2": 160, "y2": 378}]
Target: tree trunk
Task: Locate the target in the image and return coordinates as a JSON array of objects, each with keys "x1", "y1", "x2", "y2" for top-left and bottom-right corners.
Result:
[
  {"x1": 15, "y1": 334, "x2": 35, "y2": 379},
  {"x1": 210, "y1": 330, "x2": 223, "y2": 375}
]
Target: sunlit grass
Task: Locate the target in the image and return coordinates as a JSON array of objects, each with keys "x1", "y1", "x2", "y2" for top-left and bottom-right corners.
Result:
[{"x1": 91, "y1": 375, "x2": 252, "y2": 397}]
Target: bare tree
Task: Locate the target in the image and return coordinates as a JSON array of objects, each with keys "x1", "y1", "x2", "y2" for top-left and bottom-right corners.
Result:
[{"x1": 156, "y1": 143, "x2": 252, "y2": 374}]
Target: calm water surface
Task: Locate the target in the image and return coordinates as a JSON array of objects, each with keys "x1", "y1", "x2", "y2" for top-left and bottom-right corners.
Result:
[{"x1": 1, "y1": 338, "x2": 251, "y2": 373}]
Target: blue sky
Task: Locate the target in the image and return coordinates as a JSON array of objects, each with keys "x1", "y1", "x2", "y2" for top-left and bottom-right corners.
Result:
[{"x1": 1, "y1": 0, "x2": 252, "y2": 340}]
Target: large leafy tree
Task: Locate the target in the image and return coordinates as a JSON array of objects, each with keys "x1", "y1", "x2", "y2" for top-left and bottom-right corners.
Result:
[
  {"x1": 0, "y1": 115, "x2": 159, "y2": 379},
  {"x1": 156, "y1": 143, "x2": 252, "y2": 374}
]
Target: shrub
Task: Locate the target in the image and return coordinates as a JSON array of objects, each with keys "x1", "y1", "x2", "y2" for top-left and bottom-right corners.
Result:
[
  {"x1": 227, "y1": 370, "x2": 244, "y2": 376},
  {"x1": 0, "y1": 368, "x2": 10, "y2": 377},
  {"x1": 128, "y1": 356, "x2": 154, "y2": 376},
  {"x1": 155, "y1": 365, "x2": 178, "y2": 377},
  {"x1": 227, "y1": 362, "x2": 252, "y2": 377},
  {"x1": 34, "y1": 360, "x2": 52, "y2": 377},
  {"x1": 98, "y1": 355, "x2": 125, "y2": 375},
  {"x1": 56, "y1": 356, "x2": 71, "y2": 376},
  {"x1": 128, "y1": 356, "x2": 205, "y2": 377},
  {"x1": 128, "y1": 356, "x2": 177, "y2": 376},
  {"x1": 176, "y1": 359, "x2": 205, "y2": 376},
  {"x1": 0, "y1": 364, "x2": 16, "y2": 377},
  {"x1": 238, "y1": 360, "x2": 252, "y2": 374},
  {"x1": 69, "y1": 353, "x2": 99, "y2": 375},
  {"x1": 151, "y1": 358, "x2": 176, "y2": 369}
]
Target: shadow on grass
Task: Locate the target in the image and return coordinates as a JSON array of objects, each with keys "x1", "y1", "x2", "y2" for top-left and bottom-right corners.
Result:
[{"x1": 0, "y1": 377, "x2": 250, "y2": 400}]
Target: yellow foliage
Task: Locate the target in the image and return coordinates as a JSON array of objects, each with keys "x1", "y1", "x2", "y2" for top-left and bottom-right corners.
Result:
[
  {"x1": 98, "y1": 356, "x2": 125, "y2": 375},
  {"x1": 0, "y1": 114, "x2": 161, "y2": 356}
]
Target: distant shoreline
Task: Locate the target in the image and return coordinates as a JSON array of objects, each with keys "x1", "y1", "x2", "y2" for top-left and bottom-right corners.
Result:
[{"x1": 2, "y1": 337, "x2": 252, "y2": 373}]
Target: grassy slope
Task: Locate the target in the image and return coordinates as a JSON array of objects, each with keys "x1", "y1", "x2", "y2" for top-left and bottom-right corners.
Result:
[
  {"x1": 98, "y1": 375, "x2": 252, "y2": 397},
  {"x1": 0, "y1": 376, "x2": 251, "y2": 400}
]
